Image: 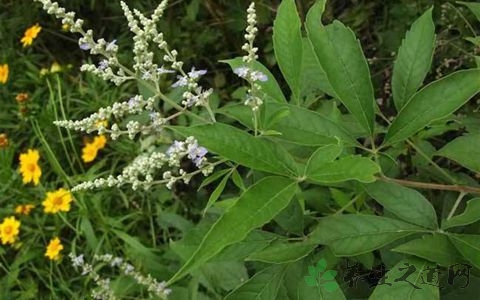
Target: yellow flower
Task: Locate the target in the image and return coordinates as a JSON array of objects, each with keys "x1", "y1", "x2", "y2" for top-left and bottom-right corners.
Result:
[
  {"x1": 45, "y1": 237, "x2": 63, "y2": 260},
  {"x1": 81, "y1": 135, "x2": 107, "y2": 163},
  {"x1": 93, "y1": 135, "x2": 107, "y2": 149},
  {"x1": 50, "y1": 62, "x2": 61, "y2": 73},
  {"x1": 61, "y1": 23, "x2": 70, "y2": 32},
  {"x1": 15, "y1": 204, "x2": 35, "y2": 215},
  {"x1": 21, "y1": 23, "x2": 42, "y2": 47},
  {"x1": 0, "y1": 133, "x2": 8, "y2": 149},
  {"x1": 42, "y1": 188, "x2": 73, "y2": 214},
  {"x1": 0, "y1": 64, "x2": 8, "y2": 84},
  {"x1": 0, "y1": 216, "x2": 21, "y2": 245},
  {"x1": 81, "y1": 142, "x2": 99, "y2": 163},
  {"x1": 19, "y1": 149, "x2": 42, "y2": 185}
]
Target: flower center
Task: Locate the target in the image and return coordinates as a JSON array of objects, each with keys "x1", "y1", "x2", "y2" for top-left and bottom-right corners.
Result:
[
  {"x1": 28, "y1": 163, "x2": 36, "y2": 173},
  {"x1": 53, "y1": 197, "x2": 63, "y2": 206},
  {"x1": 4, "y1": 225, "x2": 12, "y2": 235}
]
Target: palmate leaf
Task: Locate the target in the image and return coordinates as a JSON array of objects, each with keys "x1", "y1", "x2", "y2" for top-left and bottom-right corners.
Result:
[
  {"x1": 384, "y1": 69, "x2": 480, "y2": 145},
  {"x1": 167, "y1": 176, "x2": 297, "y2": 284},
  {"x1": 307, "y1": 15, "x2": 376, "y2": 135},
  {"x1": 392, "y1": 7, "x2": 436, "y2": 111}
]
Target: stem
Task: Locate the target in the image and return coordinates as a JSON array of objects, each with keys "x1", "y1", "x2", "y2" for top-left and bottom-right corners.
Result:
[
  {"x1": 447, "y1": 192, "x2": 466, "y2": 220},
  {"x1": 379, "y1": 176, "x2": 480, "y2": 195},
  {"x1": 406, "y1": 139, "x2": 457, "y2": 184},
  {"x1": 335, "y1": 193, "x2": 363, "y2": 215}
]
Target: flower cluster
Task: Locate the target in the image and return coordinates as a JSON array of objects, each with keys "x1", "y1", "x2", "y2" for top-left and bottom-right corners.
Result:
[
  {"x1": 72, "y1": 136, "x2": 213, "y2": 191},
  {"x1": 232, "y1": 3, "x2": 266, "y2": 113},
  {"x1": 21, "y1": 23, "x2": 42, "y2": 47},
  {"x1": 82, "y1": 135, "x2": 107, "y2": 163},
  {"x1": 69, "y1": 253, "x2": 171, "y2": 299},
  {"x1": 0, "y1": 216, "x2": 21, "y2": 245},
  {"x1": 19, "y1": 149, "x2": 42, "y2": 186}
]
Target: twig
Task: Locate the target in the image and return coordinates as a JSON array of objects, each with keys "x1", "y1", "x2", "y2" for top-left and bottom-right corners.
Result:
[{"x1": 378, "y1": 176, "x2": 480, "y2": 195}]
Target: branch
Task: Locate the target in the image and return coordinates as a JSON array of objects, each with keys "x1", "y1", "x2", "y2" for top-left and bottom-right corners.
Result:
[{"x1": 378, "y1": 176, "x2": 480, "y2": 195}]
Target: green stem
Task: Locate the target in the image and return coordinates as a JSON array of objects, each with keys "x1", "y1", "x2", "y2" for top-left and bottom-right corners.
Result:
[{"x1": 447, "y1": 192, "x2": 466, "y2": 220}]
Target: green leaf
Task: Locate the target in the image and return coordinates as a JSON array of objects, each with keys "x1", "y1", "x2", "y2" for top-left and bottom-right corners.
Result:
[
  {"x1": 304, "y1": 276, "x2": 318, "y2": 287},
  {"x1": 307, "y1": 20, "x2": 376, "y2": 134},
  {"x1": 449, "y1": 233, "x2": 480, "y2": 269},
  {"x1": 203, "y1": 170, "x2": 231, "y2": 214},
  {"x1": 365, "y1": 181, "x2": 438, "y2": 229},
  {"x1": 274, "y1": 197, "x2": 304, "y2": 235},
  {"x1": 310, "y1": 215, "x2": 424, "y2": 256},
  {"x1": 247, "y1": 240, "x2": 315, "y2": 264},
  {"x1": 171, "y1": 123, "x2": 298, "y2": 176},
  {"x1": 459, "y1": 1, "x2": 480, "y2": 21},
  {"x1": 436, "y1": 134, "x2": 480, "y2": 173},
  {"x1": 225, "y1": 265, "x2": 288, "y2": 300},
  {"x1": 442, "y1": 198, "x2": 480, "y2": 229},
  {"x1": 198, "y1": 168, "x2": 231, "y2": 190},
  {"x1": 305, "y1": 0, "x2": 326, "y2": 30},
  {"x1": 322, "y1": 281, "x2": 340, "y2": 292},
  {"x1": 369, "y1": 257, "x2": 439, "y2": 300},
  {"x1": 222, "y1": 58, "x2": 286, "y2": 103},
  {"x1": 392, "y1": 234, "x2": 464, "y2": 267},
  {"x1": 321, "y1": 270, "x2": 337, "y2": 281},
  {"x1": 306, "y1": 155, "x2": 380, "y2": 184},
  {"x1": 353, "y1": 252, "x2": 375, "y2": 270},
  {"x1": 392, "y1": 7, "x2": 436, "y2": 111},
  {"x1": 266, "y1": 102, "x2": 358, "y2": 147},
  {"x1": 273, "y1": 0, "x2": 303, "y2": 101},
  {"x1": 305, "y1": 143, "x2": 343, "y2": 175},
  {"x1": 384, "y1": 69, "x2": 480, "y2": 145},
  {"x1": 168, "y1": 176, "x2": 297, "y2": 284},
  {"x1": 220, "y1": 102, "x2": 358, "y2": 147},
  {"x1": 316, "y1": 258, "x2": 327, "y2": 273},
  {"x1": 300, "y1": 38, "x2": 335, "y2": 97}
]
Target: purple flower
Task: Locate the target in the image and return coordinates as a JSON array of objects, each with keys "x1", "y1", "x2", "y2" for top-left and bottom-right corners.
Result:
[
  {"x1": 106, "y1": 39, "x2": 117, "y2": 52},
  {"x1": 98, "y1": 59, "x2": 109, "y2": 70},
  {"x1": 166, "y1": 140, "x2": 184, "y2": 156},
  {"x1": 233, "y1": 66, "x2": 249, "y2": 78},
  {"x1": 157, "y1": 65, "x2": 175, "y2": 75},
  {"x1": 188, "y1": 67, "x2": 207, "y2": 79},
  {"x1": 172, "y1": 75, "x2": 188, "y2": 88},
  {"x1": 251, "y1": 71, "x2": 268, "y2": 82},
  {"x1": 79, "y1": 43, "x2": 91, "y2": 50},
  {"x1": 187, "y1": 144, "x2": 208, "y2": 167}
]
